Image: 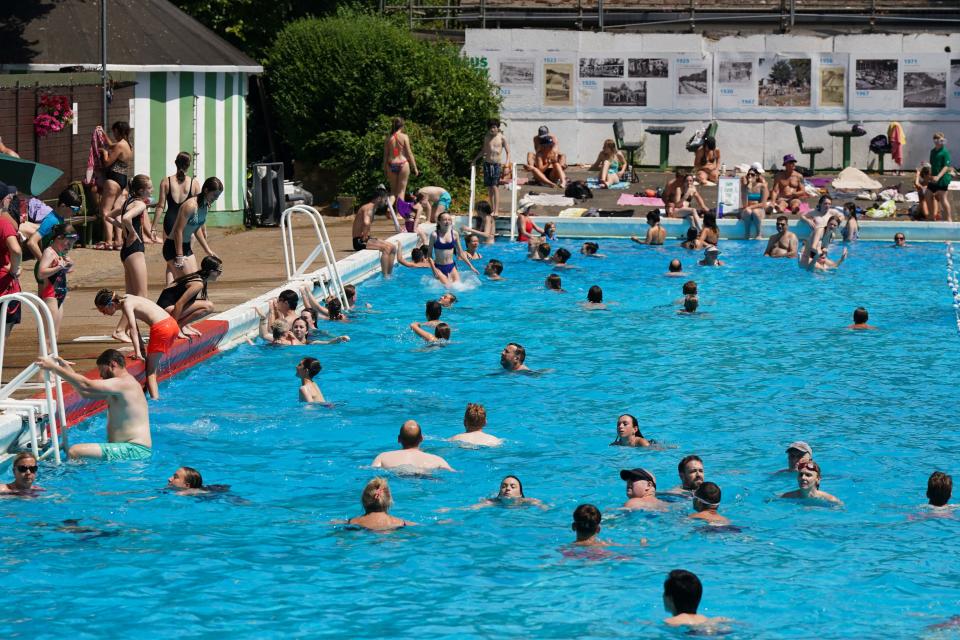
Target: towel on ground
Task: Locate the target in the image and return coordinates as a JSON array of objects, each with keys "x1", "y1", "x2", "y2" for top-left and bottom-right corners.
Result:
[
  {"x1": 586, "y1": 178, "x2": 631, "y2": 190},
  {"x1": 831, "y1": 167, "x2": 882, "y2": 191},
  {"x1": 616, "y1": 194, "x2": 665, "y2": 206},
  {"x1": 558, "y1": 207, "x2": 588, "y2": 218},
  {"x1": 519, "y1": 193, "x2": 576, "y2": 208},
  {"x1": 888, "y1": 121, "x2": 905, "y2": 166}
]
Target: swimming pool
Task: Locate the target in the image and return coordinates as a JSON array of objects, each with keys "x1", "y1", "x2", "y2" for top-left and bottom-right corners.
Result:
[{"x1": 4, "y1": 238, "x2": 960, "y2": 639}]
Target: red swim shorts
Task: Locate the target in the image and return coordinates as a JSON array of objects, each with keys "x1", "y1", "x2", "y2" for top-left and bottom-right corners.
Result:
[{"x1": 147, "y1": 316, "x2": 180, "y2": 356}]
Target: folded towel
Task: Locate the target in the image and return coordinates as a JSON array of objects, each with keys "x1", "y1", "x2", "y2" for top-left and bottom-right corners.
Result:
[
  {"x1": 617, "y1": 194, "x2": 665, "y2": 206},
  {"x1": 519, "y1": 194, "x2": 576, "y2": 208},
  {"x1": 586, "y1": 178, "x2": 631, "y2": 190},
  {"x1": 558, "y1": 207, "x2": 587, "y2": 218}
]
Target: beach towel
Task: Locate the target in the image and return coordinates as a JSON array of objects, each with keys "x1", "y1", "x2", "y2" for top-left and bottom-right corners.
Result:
[
  {"x1": 586, "y1": 178, "x2": 630, "y2": 190},
  {"x1": 84, "y1": 127, "x2": 108, "y2": 187},
  {"x1": 888, "y1": 122, "x2": 905, "y2": 166},
  {"x1": 616, "y1": 194, "x2": 665, "y2": 207},
  {"x1": 519, "y1": 194, "x2": 575, "y2": 208},
  {"x1": 558, "y1": 208, "x2": 587, "y2": 218},
  {"x1": 831, "y1": 167, "x2": 882, "y2": 192},
  {"x1": 866, "y1": 200, "x2": 897, "y2": 218}
]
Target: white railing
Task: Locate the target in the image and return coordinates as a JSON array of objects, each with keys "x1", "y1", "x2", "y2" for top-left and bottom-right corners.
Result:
[
  {"x1": 279, "y1": 205, "x2": 350, "y2": 310},
  {"x1": 467, "y1": 162, "x2": 519, "y2": 240},
  {"x1": 0, "y1": 292, "x2": 65, "y2": 464}
]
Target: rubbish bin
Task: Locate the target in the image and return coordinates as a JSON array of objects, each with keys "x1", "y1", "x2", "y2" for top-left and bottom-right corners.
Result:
[{"x1": 251, "y1": 162, "x2": 284, "y2": 226}]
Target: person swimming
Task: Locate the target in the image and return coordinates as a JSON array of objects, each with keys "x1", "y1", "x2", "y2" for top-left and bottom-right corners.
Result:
[
  {"x1": 471, "y1": 476, "x2": 547, "y2": 510},
  {"x1": 346, "y1": 477, "x2": 415, "y2": 531},
  {"x1": 610, "y1": 414, "x2": 651, "y2": 447}
]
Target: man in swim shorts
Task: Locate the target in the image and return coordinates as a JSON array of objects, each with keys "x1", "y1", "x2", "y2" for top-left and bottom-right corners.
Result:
[
  {"x1": 37, "y1": 349, "x2": 152, "y2": 461},
  {"x1": 772, "y1": 154, "x2": 804, "y2": 213},
  {"x1": 94, "y1": 289, "x2": 185, "y2": 399},
  {"x1": 500, "y1": 342, "x2": 529, "y2": 372},
  {"x1": 351, "y1": 189, "x2": 399, "y2": 275},
  {"x1": 764, "y1": 216, "x2": 798, "y2": 258},
  {"x1": 621, "y1": 468, "x2": 668, "y2": 511},
  {"x1": 371, "y1": 420, "x2": 454, "y2": 472},
  {"x1": 672, "y1": 455, "x2": 705, "y2": 493},
  {"x1": 474, "y1": 119, "x2": 511, "y2": 216}
]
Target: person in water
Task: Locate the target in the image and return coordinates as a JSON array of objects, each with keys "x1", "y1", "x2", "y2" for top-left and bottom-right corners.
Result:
[
  {"x1": 470, "y1": 476, "x2": 546, "y2": 509},
  {"x1": 673, "y1": 455, "x2": 705, "y2": 493},
  {"x1": 689, "y1": 482, "x2": 730, "y2": 525},
  {"x1": 0, "y1": 451, "x2": 43, "y2": 495},
  {"x1": 621, "y1": 468, "x2": 668, "y2": 511},
  {"x1": 296, "y1": 357, "x2": 325, "y2": 403},
  {"x1": 450, "y1": 402, "x2": 502, "y2": 446},
  {"x1": 610, "y1": 414, "x2": 650, "y2": 447},
  {"x1": 410, "y1": 321, "x2": 451, "y2": 344},
  {"x1": 571, "y1": 504, "x2": 609, "y2": 546},
  {"x1": 370, "y1": 420, "x2": 454, "y2": 472},
  {"x1": 426, "y1": 211, "x2": 478, "y2": 284},
  {"x1": 167, "y1": 466, "x2": 207, "y2": 493},
  {"x1": 781, "y1": 460, "x2": 842, "y2": 505},
  {"x1": 927, "y1": 471, "x2": 952, "y2": 508},
  {"x1": 662, "y1": 569, "x2": 729, "y2": 628},
  {"x1": 347, "y1": 477, "x2": 415, "y2": 531},
  {"x1": 500, "y1": 342, "x2": 529, "y2": 372},
  {"x1": 847, "y1": 307, "x2": 877, "y2": 330},
  {"x1": 781, "y1": 441, "x2": 813, "y2": 473}
]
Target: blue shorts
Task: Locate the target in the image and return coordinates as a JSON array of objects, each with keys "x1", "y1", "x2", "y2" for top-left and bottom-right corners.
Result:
[
  {"x1": 99, "y1": 442, "x2": 152, "y2": 461},
  {"x1": 437, "y1": 191, "x2": 452, "y2": 211},
  {"x1": 483, "y1": 162, "x2": 502, "y2": 187}
]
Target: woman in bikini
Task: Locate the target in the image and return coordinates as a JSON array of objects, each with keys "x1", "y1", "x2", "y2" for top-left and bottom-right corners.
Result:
[
  {"x1": 96, "y1": 121, "x2": 134, "y2": 250},
  {"x1": 695, "y1": 211, "x2": 720, "y2": 249},
  {"x1": 35, "y1": 223, "x2": 77, "y2": 334},
  {"x1": 107, "y1": 174, "x2": 156, "y2": 342},
  {"x1": 153, "y1": 152, "x2": 202, "y2": 283},
  {"x1": 593, "y1": 139, "x2": 627, "y2": 188},
  {"x1": 383, "y1": 117, "x2": 419, "y2": 205},
  {"x1": 427, "y1": 211, "x2": 478, "y2": 285},
  {"x1": 156, "y1": 255, "x2": 222, "y2": 336},
  {"x1": 166, "y1": 176, "x2": 222, "y2": 282},
  {"x1": 347, "y1": 477, "x2": 414, "y2": 531},
  {"x1": 740, "y1": 166, "x2": 770, "y2": 240},
  {"x1": 694, "y1": 136, "x2": 721, "y2": 184}
]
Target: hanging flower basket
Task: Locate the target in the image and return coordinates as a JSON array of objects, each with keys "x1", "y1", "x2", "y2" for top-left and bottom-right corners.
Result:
[{"x1": 34, "y1": 94, "x2": 74, "y2": 138}]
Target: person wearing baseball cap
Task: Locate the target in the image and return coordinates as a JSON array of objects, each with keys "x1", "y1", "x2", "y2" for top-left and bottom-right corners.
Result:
[
  {"x1": 782, "y1": 441, "x2": 812, "y2": 473},
  {"x1": 0, "y1": 180, "x2": 22, "y2": 337},
  {"x1": 528, "y1": 126, "x2": 564, "y2": 177},
  {"x1": 621, "y1": 468, "x2": 667, "y2": 511},
  {"x1": 772, "y1": 153, "x2": 804, "y2": 214}
]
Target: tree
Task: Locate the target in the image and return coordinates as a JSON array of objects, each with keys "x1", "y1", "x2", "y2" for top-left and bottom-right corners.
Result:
[{"x1": 768, "y1": 59, "x2": 794, "y2": 86}]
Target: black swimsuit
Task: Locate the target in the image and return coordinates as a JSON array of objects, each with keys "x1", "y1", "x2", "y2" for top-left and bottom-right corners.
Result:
[
  {"x1": 119, "y1": 197, "x2": 145, "y2": 262},
  {"x1": 163, "y1": 176, "x2": 194, "y2": 237},
  {"x1": 156, "y1": 274, "x2": 206, "y2": 310}
]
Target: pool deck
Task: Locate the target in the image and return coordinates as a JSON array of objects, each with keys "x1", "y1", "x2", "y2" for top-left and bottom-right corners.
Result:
[{"x1": 4, "y1": 166, "x2": 959, "y2": 430}]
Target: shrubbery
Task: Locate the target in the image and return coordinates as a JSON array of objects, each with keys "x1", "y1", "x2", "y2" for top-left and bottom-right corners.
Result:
[{"x1": 266, "y1": 12, "x2": 501, "y2": 200}]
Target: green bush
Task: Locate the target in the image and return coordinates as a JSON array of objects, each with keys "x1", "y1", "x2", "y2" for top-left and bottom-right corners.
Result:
[{"x1": 266, "y1": 13, "x2": 501, "y2": 199}]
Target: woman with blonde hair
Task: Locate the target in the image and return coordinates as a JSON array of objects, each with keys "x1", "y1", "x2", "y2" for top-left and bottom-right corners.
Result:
[
  {"x1": 347, "y1": 478, "x2": 415, "y2": 530},
  {"x1": 591, "y1": 139, "x2": 627, "y2": 188}
]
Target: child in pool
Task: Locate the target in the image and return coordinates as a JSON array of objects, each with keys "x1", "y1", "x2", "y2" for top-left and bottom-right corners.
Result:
[{"x1": 296, "y1": 357, "x2": 325, "y2": 403}]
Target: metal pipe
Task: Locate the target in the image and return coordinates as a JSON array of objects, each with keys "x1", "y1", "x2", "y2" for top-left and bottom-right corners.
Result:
[
  {"x1": 599, "y1": 0, "x2": 604, "y2": 31},
  {"x1": 101, "y1": 0, "x2": 108, "y2": 127}
]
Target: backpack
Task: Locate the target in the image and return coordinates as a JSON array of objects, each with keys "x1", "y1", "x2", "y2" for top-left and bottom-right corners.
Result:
[
  {"x1": 564, "y1": 181, "x2": 593, "y2": 200},
  {"x1": 869, "y1": 134, "x2": 890, "y2": 154}
]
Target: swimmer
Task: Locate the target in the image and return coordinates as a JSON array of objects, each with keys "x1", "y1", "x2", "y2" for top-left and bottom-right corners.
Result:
[
  {"x1": 927, "y1": 471, "x2": 952, "y2": 507},
  {"x1": 428, "y1": 211, "x2": 478, "y2": 285},
  {"x1": 677, "y1": 295, "x2": 698, "y2": 314},
  {"x1": 571, "y1": 504, "x2": 609, "y2": 546},
  {"x1": 484, "y1": 259, "x2": 505, "y2": 280},
  {"x1": 780, "y1": 441, "x2": 813, "y2": 473},
  {"x1": 270, "y1": 289, "x2": 300, "y2": 326},
  {"x1": 347, "y1": 477, "x2": 415, "y2": 530},
  {"x1": 671, "y1": 455, "x2": 704, "y2": 494},
  {"x1": 893, "y1": 232, "x2": 907, "y2": 247},
  {"x1": 296, "y1": 357, "x2": 325, "y2": 402},
  {"x1": 0, "y1": 452, "x2": 43, "y2": 495},
  {"x1": 396, "y1": 243, "x2": 432, "y2": 269},
  {"x1": 631, "y1": 211, "x2": 667, "y2": 245},
  {"x1": 370, "y1": 420, "x2": 454, "y2": 472},
  {"x1": 545, "y1": 273, "x2": 565, "y2": 292},
  {"x1": 530, "y1": 242, "x2": 551, "y2": 261},
  {"x1": 610, "y1": 414, "x2": 651, "y2": 447},
  {"x1": 689, "y1": 482, "x2": 730, "y2": 525},
  {"x1": 167, "y1": 466, "x2": 205, "y2": 493},
  {"x1": 438, "y1": 292, "x2": 457, "y2": 308},
  {"x1": 550, "y1": 247, "x2": 573, "y2": 268},
  {"x1": 847, "y1": 307, "x2": 877, "y2": 330},
  {"x1": 580, "y1": 241, "x2": 604, "y2": 258},
  {"x1": 450, "y1": 402, "x2": 502, "y2": 446},
  {"x1": 663, "y1": 569, "x2": 730, "y2": 628},
  {"x1": 764, "y1": 215, "x2": 798, "y2": 258},
  {"x1": 621, "y1": 468, "x2": 668, "y2": 511},
  {"x1": 698, "y1": 246, "x2": 723, "y2": 267},
  {"x1": 300, "y1": 307, "x2": 318, "y2": 330},
  {"x1": 811, "y1": 247, "x2": 847, "y2": 272},
  {"x1": 423, "y1": 299, "x2": 443, "y2": 327},
  {"x1": 781, "y1": 460, "x2": 842, "y2": 505},
  {"x1": 255, "y1": 310, "x2": 299, "y2": 345},
  {"x1": 665, "y1": 259, "x2": 687, "y2": 277},
  {"x1": 471, "y1": 476, "x2": 546, "y2": 509},
  {"x1": 500, "y1": 342, "x2": 529, "y2": 372},
  {"x1": 582, "y1": 285, "x2": 606, "y2": 310},
  {"x1": 464, "y1": 234, "x2": 483, "y2": 261},
  {"x1": 410, "y1": 321, "x2": 451, "y2": 343}
]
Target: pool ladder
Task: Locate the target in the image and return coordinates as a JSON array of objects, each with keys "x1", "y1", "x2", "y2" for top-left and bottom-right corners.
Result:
[
  {"x1": 0, "y1": 292, "x2": 66, "y2": 465},
  {"x1": 280, "y1": 205, "x2": 350, "y2": 311}
]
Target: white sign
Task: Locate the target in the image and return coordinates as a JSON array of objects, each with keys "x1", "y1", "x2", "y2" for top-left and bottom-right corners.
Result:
[{"x1": 717, "y1": 176, "x2": 741, "y2": 213}]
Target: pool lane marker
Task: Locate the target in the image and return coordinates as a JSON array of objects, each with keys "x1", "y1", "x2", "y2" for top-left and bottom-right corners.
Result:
[{"x1": 946, "y1": 243, "x2": 960, "y2": 333}]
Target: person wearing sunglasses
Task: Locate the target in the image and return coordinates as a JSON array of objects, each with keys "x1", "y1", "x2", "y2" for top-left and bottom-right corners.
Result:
[
  {"x1": 24, "y1": 187, "x2": 82, "y2": 261},
  {"x1": 35, "y1": 223, "x2": 77, "y2": 334},
  {"x1": 781, "y1": 459, "x2": 842, "y2": 505},
  {"x1": 1, "y1": 452, "x2": 43, "y2": 495},
  {"x1": 763, "y1": 215, "x2": 798, "y2": 258}
]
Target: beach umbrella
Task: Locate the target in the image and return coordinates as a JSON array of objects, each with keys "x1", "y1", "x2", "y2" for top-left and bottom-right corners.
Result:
[{"x1": 0, "y1": 155, "x2": 64, "y2": 196}]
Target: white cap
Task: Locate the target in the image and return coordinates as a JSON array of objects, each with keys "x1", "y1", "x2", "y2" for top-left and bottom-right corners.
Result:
[{"x1": 750, "y1": 162, "x2": 764, "y2": 173}]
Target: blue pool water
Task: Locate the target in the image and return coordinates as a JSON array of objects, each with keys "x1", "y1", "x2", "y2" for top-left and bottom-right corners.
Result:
[{"x1": 4, "y1": 238, "x2": 960, "y2": 639}]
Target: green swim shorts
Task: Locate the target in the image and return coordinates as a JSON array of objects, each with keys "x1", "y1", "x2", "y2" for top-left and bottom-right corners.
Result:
[{"x1": 99, "y1": 442, "x2": 152, "y2": 462}]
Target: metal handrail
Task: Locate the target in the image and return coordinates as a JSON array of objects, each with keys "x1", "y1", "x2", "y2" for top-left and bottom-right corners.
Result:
[
  {"x1": 0, "y1": 292, "x2": 65, "y2": 465},
  {"x1": 279, "y1": 205, "x2": 350, "y2": 311}
]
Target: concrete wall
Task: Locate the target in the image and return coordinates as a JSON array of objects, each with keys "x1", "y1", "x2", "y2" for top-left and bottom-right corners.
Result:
[{"x1": 467, "y1": 30, "x2": 960, "y2": 171}]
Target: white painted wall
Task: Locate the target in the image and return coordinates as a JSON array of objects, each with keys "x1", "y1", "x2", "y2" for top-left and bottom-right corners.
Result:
[{"x1": 471, "y1": 30, "x2": 960, "y2": 170}]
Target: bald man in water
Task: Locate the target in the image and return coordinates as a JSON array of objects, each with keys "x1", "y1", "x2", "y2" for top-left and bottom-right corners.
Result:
[{"x1": 371, "y1": 420, "x2": 454, "y2": 472}]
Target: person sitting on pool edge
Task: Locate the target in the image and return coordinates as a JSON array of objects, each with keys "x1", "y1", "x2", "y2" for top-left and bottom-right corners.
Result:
[
  {"x1": 689, "y1": 482, "x2": 730, "y2": 525},
  {"x1": 0, "y1": 451, "x2": 42, "y2": 495},
  {"x1": 450, "y1": 402, "x2": 502, "y2": 447},
  {"x1": 296, "y1": 357, "x2": 325, "y2": 403},
  {"x1": 371, "y1": 420, "x2": 454, "y2": 473},
  {"x1": 662, "y1": 569, "x2": 729, "y2": 628},
  {"x1": 500, "y1": 342, "x2": 529, "y2": 372},
  {"x1": 621, "y1": 468, "x2": 668, "y2": 511},
  {"x1": 927, "y1": 471, "x2": 952, "y2": 508},
  {"x1": 571, "y1": 503, "x2": 609, "y2": 546},
  {"x1": 36, "y1": 349, "x2": 152, "y2": 461},
  {"x1": 347, "y1": 477, "x2": 415, "y2": 531},
  {"x1": 781, "y1": 460, "x2": 842, "y2": 505},
  {"x1": 847, "y1": 307, "x2": 877, "y2": 330},
  {"x1": 610, "y1": 413, "x2": 651, "y2": 448}
]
